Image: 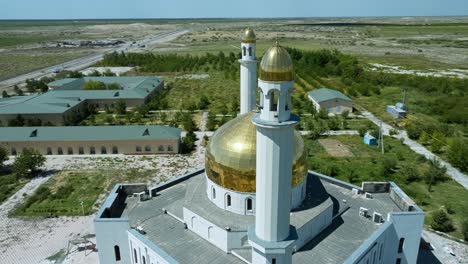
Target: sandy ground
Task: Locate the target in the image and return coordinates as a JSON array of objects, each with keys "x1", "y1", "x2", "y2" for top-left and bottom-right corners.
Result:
[
  {"x1": 0, "y1": 132, "x2": 209, "y2": 264},
  {"x1": 369, "y1": 63, "x2": 468, "y2": 79}
]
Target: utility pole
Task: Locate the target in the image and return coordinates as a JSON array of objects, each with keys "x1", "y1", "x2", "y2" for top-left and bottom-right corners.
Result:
[{"x1": 380, "y1": 121, "x2": 384, "y2": 154}]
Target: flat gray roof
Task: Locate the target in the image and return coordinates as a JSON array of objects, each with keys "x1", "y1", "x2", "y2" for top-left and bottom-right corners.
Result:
[
  {"x1": 0, "y1": 125, "x2": 181, "y2": 142},
  {"x1": 119, "y1": 171, "x2": 403, "y2": 264}
]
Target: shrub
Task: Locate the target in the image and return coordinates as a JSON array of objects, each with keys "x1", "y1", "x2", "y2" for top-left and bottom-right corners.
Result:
[
  {"x1": 462, "y1": 219, "x2": 468, "y2": 242},
  {"x1": 431, "y1": 209, "x2": 454, "y2": 232}
]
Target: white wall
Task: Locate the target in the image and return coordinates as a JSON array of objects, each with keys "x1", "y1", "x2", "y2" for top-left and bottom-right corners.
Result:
[
  {"x1": 206, "y1": 176, "x2": 306, "y2": 216},
  {"x1": 95, "y1": 219, "x2": 131, "y2": 264},
  {"x1": 128, "y1": 231, "x2": 171, "y2": 264},
  {"x1": 183, "y1": 207, "x2": 229, "y2": 252}
]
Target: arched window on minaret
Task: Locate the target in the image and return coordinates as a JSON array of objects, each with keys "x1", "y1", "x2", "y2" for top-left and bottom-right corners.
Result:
[
  {"x1": 258, "y1": 88, "x2": 264, "y2": 110},
  {"x1": 243, "y1": 47, "x2": 246, "y2": 56},
  {"x1": 248, "y1": 47, "x2": 252, "y2": 56},
  {"x1": 269, "y1": 90, "x2": 279, "y2": 112}
]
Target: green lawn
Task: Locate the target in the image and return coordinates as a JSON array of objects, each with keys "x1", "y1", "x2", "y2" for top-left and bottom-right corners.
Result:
[
  {"x1": 306, "y1": 135, "x2": 468, "y2": 240},
  {"x1": 0, "y1": 172, "x2": 30, "y2": 205},
  {"x1": 11, "y1": 169, "x2": 158, "y2": 217}
]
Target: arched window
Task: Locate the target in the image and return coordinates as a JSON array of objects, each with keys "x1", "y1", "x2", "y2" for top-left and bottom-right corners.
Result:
[
  {"x1": 246, "y1": 198, "x2": 253, "y2": 212},
  {"x1": 248, "y1": 47, "x2": 252, "y2": 56},
  {"x1": 269, "y1": 90, "x2": 279, "y2": 112},
  {"x1": 212, "y1": 187, "x2": 216, "y2": 199},
  {"x1": 90, "y1": 146, "x2": 96, "y2": 154},
  {"x1": 114, "y1": 245, "x2": 121, "y2": 261},
  {"x1": 78, "y1": 146, "x2": 84, "y2": 155},
  {"x1": 145, "y1": 146, "x2": 151, "y2": 152},
  {"x1": 134, "y1": 248, "x2": 138, "y2": 263},
  {"x1": 243, "y1": 47, "x2": 246, "y2": 56},
  {"x1": 67, "y1": 147, "x2": 73, "y2": 155},
  {"x1": 57, "y1": 147, "x2": 63, "y2": 155},
  {"x1": 47, "y1": 147, "x2": 52, "y2": 155},
  {"x1": 258, "y1": 88, "x2": 264, "y2": 109},
  {"x1": 226, "y1": 194, "x2": 231, "y2": 207},
  {"x1": 208, "y1": 226, "x2": 213, "y2": 240},
  {"x1": 101, "y1": 146, "x2": 107, "y2": 154},
  {"x1": 142, "y1": 256, "x2": 146, "y2": 264},
  {"x1": 158, "y1": 145, "x2": 164, "y2": 151},
  {"x1": 11, "y1": 148, "x2": 17, "y2": 156},
  {"x1": 398, "y1": 238, "x2": 405, "y2": 253},
  {"x1": 112, "y1": 146, "x2": 118, "y2": 154}
]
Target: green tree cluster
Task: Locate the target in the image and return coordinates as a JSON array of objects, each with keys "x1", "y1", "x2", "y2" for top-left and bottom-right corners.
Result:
[{"x1": 12, "y1": 148, "x2": 45, "y2": 178}]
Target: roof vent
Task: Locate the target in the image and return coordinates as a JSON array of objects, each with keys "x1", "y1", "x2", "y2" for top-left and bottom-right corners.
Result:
[
  {"x1": 30, "y1": 129, "x2": 38, "y2": 137},
  {"x1": 136, "y1": 226, "x2": 146, "y2": 235},
  {"x1": 114, "y1": 92, "x2": 120, "y2": 97},
  {"x1": 359, "y1": 207, "x2": 369, "y2": 218},
  {"x1": 373, "y1": 212, "x2": 383, "y2": 224},
  {"x1": 66, "y1": 104, "x2": 71, "y2": 107},
  {"x1": 365, "y1": 192, "x2": 373, "y2": 199},
  {"x1": 142, "y1": 128, "x2": 150, "y2": 136}
]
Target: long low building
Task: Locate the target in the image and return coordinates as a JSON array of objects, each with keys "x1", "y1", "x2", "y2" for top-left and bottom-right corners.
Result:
[
  {"x1": 0, "y1": 125, "x2": 181, "y2": 155},
  {"x1": 0, "y1": 76, "x2": 163, "y2": 125}
]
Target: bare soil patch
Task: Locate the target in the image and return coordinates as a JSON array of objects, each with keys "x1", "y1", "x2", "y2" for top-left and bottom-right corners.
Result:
[{"x1": 318, "y1": 139, "x2": 354, "y2": 157}]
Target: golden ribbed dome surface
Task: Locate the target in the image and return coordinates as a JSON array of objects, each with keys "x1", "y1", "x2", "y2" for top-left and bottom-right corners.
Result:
[
  {"x1": 259, "y1": 44, "x2": 294, "y2": 82},
  {"x1": 205, "y1": 112, "x2": 307, "y2": 193},
  {"x1": 242, "y1": 27, "x2": 256, "y2": 43}
]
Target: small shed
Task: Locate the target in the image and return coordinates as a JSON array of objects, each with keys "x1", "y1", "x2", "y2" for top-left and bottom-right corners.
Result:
[{"x1": 364, "y1": 134, "x2": 378, "y2": 146}]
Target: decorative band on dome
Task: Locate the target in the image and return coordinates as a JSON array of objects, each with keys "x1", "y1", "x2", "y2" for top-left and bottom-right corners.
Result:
[{"x1": 259, "y1": 69, "x2": 294, "y2": 82}]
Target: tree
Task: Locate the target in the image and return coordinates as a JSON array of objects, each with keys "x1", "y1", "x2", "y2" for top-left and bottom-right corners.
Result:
[
  {"x1": 0, "y1": 145, "x2": 8, "y2": 168},
  {"x1": 198, "y1": 95, "x2": 210, "y2": 110},
  {"x1": 430, "y1": 209, "x2": 454, "y2": 232},
  {"x1": 430, "y1": 131, "x2": 445, "y2": 153},
  {"x1": 14, "y1": 85, "x2": 23, "y2": 96},
  {"x1": 103, "y1": 69, "x2": 116, "y2": 76},
  {"x1": 107, "y1": 83, "x2": 121, "y2": 90},
  {"x1": 67, "y1": 71, "x2": 84, "y2": 78},
  {"x1": 206, "y1": 113, "x2": 216, "y2": 131},
  {"x1": 400, "y1": 165, "x2": 420, "y2": 183},
  {"x1": 83, "y1": 81, "x2": 106, "y2": 90},
  {"x1": 2, "y1": 90, "x2": 9, "y2": 98},
  {"x1": 181, "y1": 131, "x2": 197, "y2": 153},
  {"x1": 12, "y1": 148, "x2": 45, "y2": 178},
  {"x1": 115, "y1": 99, "x2": 126, "y2": 115},
  {"x1": 341, "y1": 109, "x2": 350, "y2": 119},
  {"x1": 381, "y1": 156, "x2": 397, "y2": 177},
  {"x1": 447, "y1": 138, "x2": 468, "y2": 172},
  {"x1": 425, "y1": 158, "x2": 447, "y2": 191}
]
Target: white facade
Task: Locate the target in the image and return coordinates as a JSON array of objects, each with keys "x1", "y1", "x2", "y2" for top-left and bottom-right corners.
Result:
[
  {"x1": 239, "y1": 41, "x2": 257, "y2": 114},
  {"x1": 308, "y1": 95, "x2": 353, "y2": 114},
  {"x1": 206, "y1": 176, "x2": 307, "y2": 216},
  {"x1": 251, "y1": 71, "x2": 298, "y2": 264}
]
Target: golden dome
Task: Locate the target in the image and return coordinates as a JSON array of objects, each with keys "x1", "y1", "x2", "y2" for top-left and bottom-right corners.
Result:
[
  {"x1": 205, "y1": 112, "x2": 307, "y2": 193},
  {"x1": 259, "y1": 43, "x2": 294, "y2": 82},
  {"x1": 242, "y1": 27, "x2": 256, "y2": 43}
]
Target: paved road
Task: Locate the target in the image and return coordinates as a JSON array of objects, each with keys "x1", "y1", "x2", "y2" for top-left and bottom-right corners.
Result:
[
  {"x1": 360, "y1": 110, "x2": 468, "y2": 189},
  {"x1": 0, "y1": 29, "x2": 189, "y2": 91}
]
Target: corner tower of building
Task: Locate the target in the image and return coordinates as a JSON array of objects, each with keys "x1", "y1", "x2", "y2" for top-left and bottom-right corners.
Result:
[
  {"x1": 249, "y1": 43, "x2": 298, "y2": 264},
  {"x1": 239, "y1": 27, "x2": 258, "y2": 114}
]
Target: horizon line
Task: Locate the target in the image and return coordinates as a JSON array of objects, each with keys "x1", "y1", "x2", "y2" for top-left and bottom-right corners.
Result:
[{"x1": 1, "y1": 15, "x2": 468, "y2": 21}]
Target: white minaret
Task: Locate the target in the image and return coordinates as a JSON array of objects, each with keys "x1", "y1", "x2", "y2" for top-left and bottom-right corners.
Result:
[
  {"x1": 239, "y1": 27, "x2": 257, "y2": 114},
  {"x1": 249, "y1": 43, "x2": 298, "y2": 264}
]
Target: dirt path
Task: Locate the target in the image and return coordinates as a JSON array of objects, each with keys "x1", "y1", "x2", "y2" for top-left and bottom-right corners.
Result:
[{"x1": 360, "y1": 109, "x2": 468, "y2": 189}]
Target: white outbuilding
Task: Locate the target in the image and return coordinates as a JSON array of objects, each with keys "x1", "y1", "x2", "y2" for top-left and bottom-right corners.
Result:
[{"x1": 308, "y1": 88, "x2": 353, "y2": 114}]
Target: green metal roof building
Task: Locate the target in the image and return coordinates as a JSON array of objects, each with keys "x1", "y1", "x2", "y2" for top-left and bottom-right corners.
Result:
[
  {"x1": 0, "y1": 77, "x2": 163, "y2": 125},
  {"x1": 307, "y1": 88, "x2": 353, "y2": 114},
  {"x1": 0, "y1": 125, "x2": 181, "y2": 155}
]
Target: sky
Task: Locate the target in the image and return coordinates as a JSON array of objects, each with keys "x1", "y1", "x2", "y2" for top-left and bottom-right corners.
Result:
[{"x1": 0, "y1": 0, "x2": 467, "y2": 19}]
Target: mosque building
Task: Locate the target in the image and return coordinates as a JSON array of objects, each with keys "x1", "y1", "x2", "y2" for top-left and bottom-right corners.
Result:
[{"x1": 95, "y1": 28, "x2": 424, "y2": 264}]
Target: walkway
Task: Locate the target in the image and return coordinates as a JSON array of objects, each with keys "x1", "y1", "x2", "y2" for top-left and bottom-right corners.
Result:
[{"x1": 360, "y1": 110, "x2": 468, "y2": 189}]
